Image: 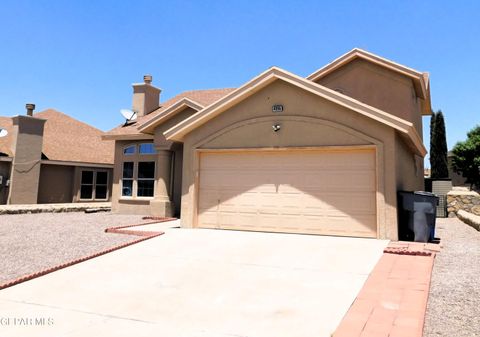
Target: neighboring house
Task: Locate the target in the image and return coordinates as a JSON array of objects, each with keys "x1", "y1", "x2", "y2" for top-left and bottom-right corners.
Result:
[
  {"x1": 104, "y1": 48, "x2": 432, "y2": 240},
  {"x1": 0, "y1": 105, "x2": 114, "y2": 204}
]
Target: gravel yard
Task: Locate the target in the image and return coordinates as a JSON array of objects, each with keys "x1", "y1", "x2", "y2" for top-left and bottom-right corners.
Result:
[
  {"x1": 0, "y1": 212, "x2": 153, "y2": 285},
  {"x1": 424, "y1": 217, "x2": 480, "y2": 337}
]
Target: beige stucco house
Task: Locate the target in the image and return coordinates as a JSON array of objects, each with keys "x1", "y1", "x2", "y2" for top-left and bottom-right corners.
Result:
[
  {"x1": 0, "y1": 105, "x2": 114, "y2": 205},
  {"x1": 104, "y1": 48, "x2": 432, "y2": 240}
]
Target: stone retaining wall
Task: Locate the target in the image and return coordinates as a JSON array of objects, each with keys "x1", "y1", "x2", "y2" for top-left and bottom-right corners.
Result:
[{"x1": 447, "y1": 190, "x2": 480, "y2": 217}]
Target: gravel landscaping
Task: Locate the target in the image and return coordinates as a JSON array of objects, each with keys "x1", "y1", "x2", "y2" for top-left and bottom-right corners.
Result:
[
  {"x1": 424, "y1": 217, "x2": 480, "y2": 337},
  {"x1": 0, "y1": 212, "x2": 153, "y2": 284}
]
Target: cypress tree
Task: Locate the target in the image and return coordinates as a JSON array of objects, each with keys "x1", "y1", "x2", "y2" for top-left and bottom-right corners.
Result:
[
  {"x1": 430, "y1": 110, "x2": 449, "y2": 178},
  {"x1": 429, "y1": 112, "x2": 437, "y2": 177}
]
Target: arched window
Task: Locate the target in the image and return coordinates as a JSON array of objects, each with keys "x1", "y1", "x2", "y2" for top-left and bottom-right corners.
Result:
[{"x1": 123, "y1": 145, "x2": 136, "y2": 155}]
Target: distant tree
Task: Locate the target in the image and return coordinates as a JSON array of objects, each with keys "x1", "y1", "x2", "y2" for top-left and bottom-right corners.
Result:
[
  {"x1": 429, "y1": 111, "x2": 436, "y2": 177},
  {"x1": 451, "y1": 126, "x2": 480, "y2": 190},
  {"x1": 430, "y1": 110, "x2": 449, "y2": 178}
]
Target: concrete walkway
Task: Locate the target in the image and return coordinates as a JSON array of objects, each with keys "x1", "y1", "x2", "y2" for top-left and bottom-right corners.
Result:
[
  {"x1": 0, "y1": 202, "x2": 111, "y2": 214},
  {"x1": 333, "y1": 242, "x2": 439, "y2": 337},
  {"x1": 0, "y1": 220, "x2": 388, "y2": 337}
]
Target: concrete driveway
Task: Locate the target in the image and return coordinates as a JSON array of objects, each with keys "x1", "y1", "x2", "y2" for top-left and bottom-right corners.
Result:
[{"x1": 0, "y1": 220, "x2": 388, "y2": 337}]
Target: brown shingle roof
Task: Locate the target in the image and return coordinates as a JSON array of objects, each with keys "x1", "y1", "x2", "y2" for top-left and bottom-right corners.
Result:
[
  {"x1": 0, "y1": 117, "x2": 14, "y2": 157},
  {"x1": 35, "y1": 109, "x2": 114, "y2": 164},
  {"x1": 105, "y1": 88, "x2": 236, "y2": 137},
  {"x1": 0, "y1": 110, "x2": 114, "y2": 164}
]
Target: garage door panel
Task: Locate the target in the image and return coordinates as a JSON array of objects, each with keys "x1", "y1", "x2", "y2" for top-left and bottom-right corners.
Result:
[{"x1": 198, "y1": 149, "x2": 377, "y2": 238}]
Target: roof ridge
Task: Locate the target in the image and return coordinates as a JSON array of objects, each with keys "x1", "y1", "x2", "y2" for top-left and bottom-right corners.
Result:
[
  {"x1": 35, "y1": 109, "x2": 108, "y2": 134},
  {"x1": 180, "y1": 87, "x2": 236, "y2": 92}
]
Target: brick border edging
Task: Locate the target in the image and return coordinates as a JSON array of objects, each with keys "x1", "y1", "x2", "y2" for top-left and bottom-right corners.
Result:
[
  {"x1": 0, "y1": 217, "x2": 177, "y2": 291},
  {"x1": 104, "y1": 217, "x2": 176, "y2": 235}
]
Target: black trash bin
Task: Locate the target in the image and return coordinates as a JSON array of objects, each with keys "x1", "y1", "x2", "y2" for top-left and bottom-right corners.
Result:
[
  {"x1": 413, "y1": 191, "x2": 438, "y2": 242},
  {"x1": 398, "y1": 191, "x2": 438, "y2": 242}
]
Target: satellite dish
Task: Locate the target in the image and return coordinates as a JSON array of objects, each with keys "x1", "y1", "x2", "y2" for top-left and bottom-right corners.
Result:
[
  {"x1": 120, "y1": 109, "x2": 137, "y2": 122},
  {"x1": 0, "y1": 129, "x2": 8, "y2": 138}
]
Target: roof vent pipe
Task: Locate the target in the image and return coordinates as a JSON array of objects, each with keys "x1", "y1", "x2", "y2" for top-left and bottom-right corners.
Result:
[
  {"x1": 144, "y1": 74, "x2": 152, "y2": 84},
  {"x1": 26, "y1": 103, "x2": 35, "y2": 116}
]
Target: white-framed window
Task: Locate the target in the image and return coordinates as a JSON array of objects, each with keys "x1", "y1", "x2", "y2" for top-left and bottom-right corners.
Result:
[
  {"x1": 137, "y1": 161, "x2": 155, "y2": 197},
  {"x1": 121, "y1": 161, "x2": 155, "y2": 197},
  {"x1": 80, "y1": 170, "x2": 109, "y2": 200},
  {"x1": 122, "y1": 162, "x2": 134, "y2": 197},
  {"x1": 121, "y1": 142, "x2": 156, "y2": 198}
]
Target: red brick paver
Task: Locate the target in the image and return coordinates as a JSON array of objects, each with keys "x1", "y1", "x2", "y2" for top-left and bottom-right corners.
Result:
[{"x1": 333, "y1": 242, "x2": 438, "y2": 337}]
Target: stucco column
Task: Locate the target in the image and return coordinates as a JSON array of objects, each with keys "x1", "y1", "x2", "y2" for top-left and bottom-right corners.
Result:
[
  {"x1": 150, "y1": 149, "x2": 173, "y2": 217},
  {"x1": 8, "y1": 115, "x2": 46, "y2": 204}
]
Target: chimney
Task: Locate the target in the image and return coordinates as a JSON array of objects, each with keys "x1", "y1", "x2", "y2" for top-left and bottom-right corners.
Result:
[
  {"x1": 132, "y1": 74, "x2": 161, "y2": 117},
  {"x1": 26, "y1": 103, "x2": 35, "y2": 116},
  {"x1": 8, "y1": 104, "x2": 46, "y2": 204}
]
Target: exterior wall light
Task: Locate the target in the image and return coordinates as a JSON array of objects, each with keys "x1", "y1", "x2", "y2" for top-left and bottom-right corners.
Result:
[{"x1": 272, "y1": 124, "x2": 281, "y2": 132}]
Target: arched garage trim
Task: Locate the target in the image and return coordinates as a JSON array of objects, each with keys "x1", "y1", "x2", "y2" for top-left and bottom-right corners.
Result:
[{"x1": 186, "y1": 116, "x2": 387, "y2": 238}]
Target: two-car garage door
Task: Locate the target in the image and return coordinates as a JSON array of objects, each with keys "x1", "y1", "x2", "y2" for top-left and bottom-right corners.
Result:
[{"x1": 197, "y1": 148, "x2": 377, "y2": 238}]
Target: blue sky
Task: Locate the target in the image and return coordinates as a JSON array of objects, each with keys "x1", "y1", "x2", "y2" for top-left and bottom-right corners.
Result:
[{"x1": 0, "y1": 0, "x2": 478, "y2": 160}]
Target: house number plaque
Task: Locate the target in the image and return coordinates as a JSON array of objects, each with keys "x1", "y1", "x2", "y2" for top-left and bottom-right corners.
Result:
[{"x1": 272, "y1": 104, "x2": 284, "y2": 112}]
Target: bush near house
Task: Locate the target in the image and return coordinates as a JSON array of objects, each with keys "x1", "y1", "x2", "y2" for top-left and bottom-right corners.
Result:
[{"x1": 451, "y1": 126, "x2": 480, "y2": 190}]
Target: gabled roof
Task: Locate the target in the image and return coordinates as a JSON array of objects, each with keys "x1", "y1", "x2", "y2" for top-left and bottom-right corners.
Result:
[
  {"x1": 164, "y1": 66, "x2": 427, "y2": 156},
  {"x1": 0, "y1": 109, "x2": 114, "y2": 164},
  {"x1": 307, "y1": 48, "x2": 430, "y2": 102},
  {"x1": 103, "y1": 88, "x2": 235, "y2": 140},
  {"x1": 138, "y1": 97, "x2": 204, "y2": 134}
]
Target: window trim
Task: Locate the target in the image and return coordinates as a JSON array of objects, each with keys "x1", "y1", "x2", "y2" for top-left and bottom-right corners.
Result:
[
  {"x1": 120, "y1": 142, "x2": 157, "y2": 200},
  {"x1": 80, "y1": 170, "x2": 94, "y2": 201},
  {"x1": 137, "y1": 161, "x2": 156, "y2": 197},
  {"x1": 121, "y1": 162, "x2": 135, "y2": 198},
  {"x1": 120, "y1": 161, "x2": 156, "y2": 199},
  {"x1": 94, "y1": 171, "x2": 109, "y2": 200}
]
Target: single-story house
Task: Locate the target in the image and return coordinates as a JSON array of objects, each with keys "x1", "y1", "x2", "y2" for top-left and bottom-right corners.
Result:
[
  {"x1": 0, "y1": 105, "x2": 114, "y2": 204},
  {"x1": 104, "y1": 48, "x2": 432, "y2": 240}
]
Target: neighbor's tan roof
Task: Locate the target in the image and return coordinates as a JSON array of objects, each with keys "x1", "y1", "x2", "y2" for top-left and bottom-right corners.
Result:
[
  {"x1": 0, "y1": 109, "x2": 114, "y2": 164},
  {"x1": 104, "y1": 88, "x2": 235, "y2": 138},
  {"x1": 35, "y1": 109, "x2": 114, "y2": 164}
]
